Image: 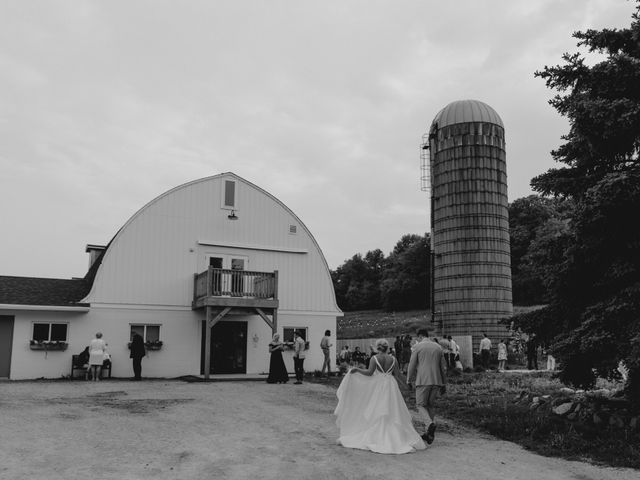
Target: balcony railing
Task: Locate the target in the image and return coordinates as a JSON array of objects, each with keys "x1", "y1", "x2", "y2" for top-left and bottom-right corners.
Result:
[{"x1": 193, "y1": 267, "x2": 278, "y2": 304}]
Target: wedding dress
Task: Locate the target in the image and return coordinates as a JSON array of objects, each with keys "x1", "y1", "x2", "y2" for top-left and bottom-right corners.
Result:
[{"x1": 334, "y1": 356, "x2": 426, "y2": 454}]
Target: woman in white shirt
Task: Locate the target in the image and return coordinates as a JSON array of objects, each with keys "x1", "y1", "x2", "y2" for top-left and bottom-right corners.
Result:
[{"x1": 88, "y1": 332, "x2": 107, "y2": 381}]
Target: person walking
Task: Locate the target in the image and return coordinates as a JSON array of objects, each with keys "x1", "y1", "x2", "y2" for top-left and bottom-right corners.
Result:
[
  {"x1": 407, "y1": 329, "x2": 447, "y2": 445},
  {"x1": 400, "y1": 335, "x2": 412, "y2": 374},
  {"x1": 267, "y1": 333, "x2": 289, "y2": 384},
  {"x1": 479, "y1": 333, "x2": 492, "y2": 369},
  {"x1": 293, "y1": 331, "x2": 306, "y2": 384},
  {"x1": 320, "y1": 329, "x2": 333, "y2": 377},
  {"x1": 334, "y1": 339, "x2": 425, "y2": 454},
  {"x1": 129, "y1": 333, "x2": 146, "y2": 380},
  {"x1": 88, "y1": 332, "x2": 107, "y2": 381},
  {"x1": 394, "y1": 336, "x2": 403, "y2": 364}
]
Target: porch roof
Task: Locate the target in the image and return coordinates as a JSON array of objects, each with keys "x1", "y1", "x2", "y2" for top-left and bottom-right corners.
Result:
[
  {"x1": 0, "y1": 239, "x2": 108, "y2": 309},
  {"x1": 0, "y1": 275, "x2": 91, "y2": 308}
]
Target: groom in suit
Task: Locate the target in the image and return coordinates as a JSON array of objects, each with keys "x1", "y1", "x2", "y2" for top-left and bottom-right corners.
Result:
[{"x1": 407, "y1": 328, "x2": 447, "y2": 445}]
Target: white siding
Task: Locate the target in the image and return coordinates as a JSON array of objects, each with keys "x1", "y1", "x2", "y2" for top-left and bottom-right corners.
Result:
[
  {"x1": 84, "y1": 174, "x2": 339, "y2": 313},
  {"x1": 7, "y1": 308, "x2": 336, "y2": 379}
]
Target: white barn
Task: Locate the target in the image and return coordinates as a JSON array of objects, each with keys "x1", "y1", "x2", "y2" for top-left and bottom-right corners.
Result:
[{"x1": 0, "y1": 173, "x2": 341, "y2": 380}]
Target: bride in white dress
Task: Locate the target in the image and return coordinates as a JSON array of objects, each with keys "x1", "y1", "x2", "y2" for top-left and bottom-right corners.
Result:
[{"x1": 334, "y1": 339, "x2": 426, "y2": 454}]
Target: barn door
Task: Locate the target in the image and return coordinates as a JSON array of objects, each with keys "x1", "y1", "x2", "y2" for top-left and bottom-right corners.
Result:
[
  {"x1": 0, "y1": 316, "x2": 15, "y2": 378},
  {"x1": 200, "y1": 320, "x2": 247, "y2": 374}
]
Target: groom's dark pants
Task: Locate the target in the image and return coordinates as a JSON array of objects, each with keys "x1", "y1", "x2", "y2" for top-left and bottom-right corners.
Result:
[{"x1": 294, "y1": 356, "x2": 305, "y2": 382}]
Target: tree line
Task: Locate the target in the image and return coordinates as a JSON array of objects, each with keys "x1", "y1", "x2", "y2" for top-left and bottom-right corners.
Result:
[
  {"x1": 331, "y1": 195, "x2": 570, "y2": 312},
  {"x1": 331, "y1": 234, "x2": 429, "y2": 312}
]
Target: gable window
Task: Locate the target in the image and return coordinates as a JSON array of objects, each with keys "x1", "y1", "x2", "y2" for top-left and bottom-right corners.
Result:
[
  {"x1": 32, "y1": 322, "x2": 68, "y2": 342},
  {"x1": 224, "y1": 180, "x2": 235, "y2": 208},
  {"x1": 130, "y1": 324, "x2": 160, "y2": 343}
]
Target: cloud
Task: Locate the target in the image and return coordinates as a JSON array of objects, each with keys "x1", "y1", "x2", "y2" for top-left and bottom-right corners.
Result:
[{"x1": 0, "y1": 0, "x2": 636, "y2": 277}]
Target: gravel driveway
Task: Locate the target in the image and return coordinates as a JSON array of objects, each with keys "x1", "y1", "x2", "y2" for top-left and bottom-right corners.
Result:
[{"x1": 0, "y1": 379, "x2": 636, "y2": 480}]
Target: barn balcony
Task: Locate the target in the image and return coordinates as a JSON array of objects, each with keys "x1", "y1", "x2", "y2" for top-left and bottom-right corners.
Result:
[{"x1": 192, "y1": 267, "x2": 279, "y2": 311}]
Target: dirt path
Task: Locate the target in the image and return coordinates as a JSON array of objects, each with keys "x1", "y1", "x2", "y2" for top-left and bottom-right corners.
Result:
[{"x1": 0, "y1": 380, "x2": 636, "y2": 480}]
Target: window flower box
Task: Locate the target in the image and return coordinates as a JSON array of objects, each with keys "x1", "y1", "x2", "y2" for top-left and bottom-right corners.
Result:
[
  {"x1": 145, "y1": 340, "x2": 163, "y2": 350},
  {"x1": 29, "y1": 340, "x2": 68, "y2": 351},
  {"x1": 127, "y1": 340, "x2": 163, "y2": 351}
]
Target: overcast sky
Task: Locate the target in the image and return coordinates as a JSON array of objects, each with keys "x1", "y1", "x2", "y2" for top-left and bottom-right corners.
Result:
[{"x1": 0, "y1": 0, "x2": 636, "y2": 279}]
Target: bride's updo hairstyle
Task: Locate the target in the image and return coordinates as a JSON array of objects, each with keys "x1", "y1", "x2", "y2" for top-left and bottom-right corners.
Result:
[{"x1": 375, "y1": 338, "x2": 389, "y2": 353}]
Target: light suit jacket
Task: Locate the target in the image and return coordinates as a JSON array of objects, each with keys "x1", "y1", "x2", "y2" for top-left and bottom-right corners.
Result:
[{"x1": 407, "y1": 339, "x2": 447, "y2": 386}]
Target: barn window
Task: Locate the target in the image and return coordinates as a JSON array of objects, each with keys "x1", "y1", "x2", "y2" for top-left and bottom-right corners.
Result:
[
  {"x1": 282, "y1": 327, "x2": 309, "y2": 350},
  {"x1": 289, "y1": 225, "x2": 297, "y2": 234},
  {"x1": 224, "y1": 180, "x2": 235, "y2": 208},
  {"x1": 283, "y1": 327, "x2": 307, "y2": 342},
  {"x1": 32, "y1": 323, "x2": 68, "y2": 342},
  {"x1": 130, "y1": 324, "x2": 160, "y2": 343}
]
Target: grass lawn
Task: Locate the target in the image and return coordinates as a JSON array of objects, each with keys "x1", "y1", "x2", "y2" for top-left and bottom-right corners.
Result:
[
  {"x1": 308, "y1": 369, "x2": 640, "y2": 469},
  {"x1": 440, "y1": 371, "x2": 640, "y2": 469}
]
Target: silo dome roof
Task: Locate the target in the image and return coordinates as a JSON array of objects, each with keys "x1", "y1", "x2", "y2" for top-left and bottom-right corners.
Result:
[{"x1": 432, "y1": 99, "x2": 503, "y2": 128}]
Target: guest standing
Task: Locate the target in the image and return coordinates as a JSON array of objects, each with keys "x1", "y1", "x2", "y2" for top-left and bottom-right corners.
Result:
[
  {"x1": 293, "y1": 331, "x2": 306, "y2": 384},
  {"x1": 448, "y1": 336, "x2": 459, "y2": 364},
  {"x1": 130, "y1": 333, "x2": 146, "y2": 380},
  {"x1": 89, "y1": 332, "x2": 107, "y2": 381},
  {"x1": 439, "y1": 336, "x2": 452, "y2": 368},
  {"x1": 320, "y1": 329, "x2": 333, "y2": 377},
  {"x1": 526, "y1": 334, "x2": 539, "y2": 370},
  {"x1": 394, "y1": 336, "x2": 403, "y2": 364},
  {"x1": 339, "y1": 346, "x2": 351, "y2": 365},
  {"x1": 497, "y1": 339, "x2": 507, "y2": 371},
  {"x1": 401, "y1": 335, "x2": 412, "y2": 374},
  {"x1": 478, "y1": 333, "x2": 492, "y2": 369},
  {"x1": 266, "y1": 333, "x2": 289, "y2": 384}
]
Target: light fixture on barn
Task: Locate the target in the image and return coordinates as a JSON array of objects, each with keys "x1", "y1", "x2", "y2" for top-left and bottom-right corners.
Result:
[{"x1": 227, "y1": 210, "x2": 238, "y2": 220}]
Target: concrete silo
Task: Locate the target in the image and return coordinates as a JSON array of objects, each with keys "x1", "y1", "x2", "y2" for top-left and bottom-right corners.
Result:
[{"x1": 421, "y1": 99, "x2": 513, "y2": 350}]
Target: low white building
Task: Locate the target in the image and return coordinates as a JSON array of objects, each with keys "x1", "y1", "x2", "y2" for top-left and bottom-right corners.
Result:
[{"x1": 0, "y1": 173, "x2": 341, "y2": 380}]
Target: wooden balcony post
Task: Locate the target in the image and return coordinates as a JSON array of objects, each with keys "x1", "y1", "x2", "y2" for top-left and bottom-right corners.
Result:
[
  {"x1": 204, "y1": 306, "x2": 212, "y2": 380},
  {"x1": 273, "y1": 270, "x2": 279, "y2": 300},
  {"x1": 272, "y1": 309, "x2": 278, "y2": 336},
  {"x1": 193, "y1": 273, "x2": 198, "y2": 306},
  {"x1": 206, "y1": 266, "x2": 213, "y2": 297}
]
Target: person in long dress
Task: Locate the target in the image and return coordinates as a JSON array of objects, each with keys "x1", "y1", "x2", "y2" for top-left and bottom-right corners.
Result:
[
  {"x1": 266, "y1": 333, "x2": 289, "y2": 384},
  {"x1": 88, "y1": 332, "x2": 107, "y2": 381},
  {"x1": 334, "y1": 338, "x2": 426, "y2": 454}
]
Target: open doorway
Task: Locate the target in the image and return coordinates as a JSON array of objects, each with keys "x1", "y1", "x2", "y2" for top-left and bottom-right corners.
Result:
[{"x1": 201, "y1": 320, "x2": 247, "y2": 374}]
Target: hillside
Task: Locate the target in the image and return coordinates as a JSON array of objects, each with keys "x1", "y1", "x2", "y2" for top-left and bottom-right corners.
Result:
[
  {"x1": 337, "y1": 305, "x2": 544, "y2": 339},
  {"x1": 337, "y1": 310, "x2": 430, "y2": 339}
]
